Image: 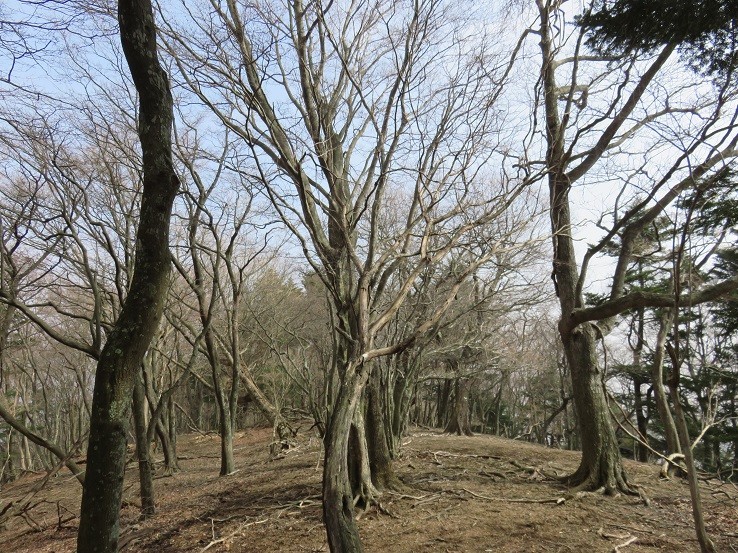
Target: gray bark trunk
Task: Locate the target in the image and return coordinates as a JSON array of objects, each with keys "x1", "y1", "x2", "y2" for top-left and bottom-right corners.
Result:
[
  {"x1": 322, "y1": 364, "x2": 367, "y2": 553},
  {"x1": 653, "y1": 311, "x2": 681, "y2": 457},
  {"x1": 132, "y1": 374, "x2": 155, "y2": 517},
  {"x1": 366, "y1": 373, "x2": 400, "y2": 491},
  {"x1": 562, "y1": 324, "x2": 631, "y2": 493},
  {"x1": 667, "y1": 345, "x2": 716, "y2": 553}
]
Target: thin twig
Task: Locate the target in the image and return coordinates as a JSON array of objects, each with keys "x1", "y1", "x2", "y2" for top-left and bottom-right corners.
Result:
[{"x1": 612, "y1": 536, "x2": 638, "y2": 553}]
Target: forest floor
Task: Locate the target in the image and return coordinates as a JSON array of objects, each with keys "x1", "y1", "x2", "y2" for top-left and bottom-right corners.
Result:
[{"x1": 1, "y1": 427, "x2": 737, "y2": 552}]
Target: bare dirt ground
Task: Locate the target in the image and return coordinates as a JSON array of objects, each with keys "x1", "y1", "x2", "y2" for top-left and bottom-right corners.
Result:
[{"x1": 1, "y1": 428, "x2": 737, "y2": 552}]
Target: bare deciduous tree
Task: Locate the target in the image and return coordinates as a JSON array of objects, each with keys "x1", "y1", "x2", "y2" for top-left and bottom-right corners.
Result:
[{"x1": 162, "y1": 0, "x2": 536, "y2": 549}]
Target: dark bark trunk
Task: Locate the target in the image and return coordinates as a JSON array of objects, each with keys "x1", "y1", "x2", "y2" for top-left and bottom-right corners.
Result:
[
  {"x1": 492, "y1": 378, "x2": 505, "y2": 435},
  {"x1": 389, "y1": 352, "x2": 413, "y2": 455},
  {"x1": 155, "y1": 418, "x2": 179, "y2": 474},
  {"x1": 218, "y1": 403, "x2": 235, "y2": 476},
  {"x1": 437, "y1": 379, "x2": 452, "y2": 428},
  {"x1": 390, "y1": 374, "x2": 406, "y2": 454},
  {"x1": 632, "y1": 306, "x2": 649, "y2": 462},
  {"x1": 444, "y1": 378, "x2": 473, "y2": 436},
  {"x1": 562, "y1": 324, "x2": 633, "y2": 493},
  {"x1": 132, "y1": 375, "x2": 155, "y2": 517},
  {"x1": 77, "y1": 0, "x2": 177, "y2": 550},
  {"x1": 390, "y1": 374, "x2": 414, "y2": 456}
]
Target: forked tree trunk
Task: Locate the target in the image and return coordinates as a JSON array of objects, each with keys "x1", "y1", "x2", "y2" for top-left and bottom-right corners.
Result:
[
  {"x1": 322, "y1": 365, "x2": 367, "y2": 553},
  {"x1": 562, "y1": 324, "x2": 632, "y2": 493},
  {"x1": 155, "y1": 418, "x2": 179, "y2": 474},
  {"x1": 77, "y1": 0, "x2": 178, "y2": 549}
]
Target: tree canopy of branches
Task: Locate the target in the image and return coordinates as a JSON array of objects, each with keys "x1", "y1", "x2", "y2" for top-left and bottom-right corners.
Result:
[{"x1": 1, "y1": 2, "x2": 738, "y2": 553}]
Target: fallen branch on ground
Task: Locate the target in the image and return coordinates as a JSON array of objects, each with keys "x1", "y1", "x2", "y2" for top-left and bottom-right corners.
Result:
[
  {"x1": 458, "y1": 487, "x2": 565, "y2": 504},
  {"x1": 612, "y1": 536, "x2": 638, "y2": 552},
  {"x1": 199, "y1": 518, "x2": 269, "y2": 553}
]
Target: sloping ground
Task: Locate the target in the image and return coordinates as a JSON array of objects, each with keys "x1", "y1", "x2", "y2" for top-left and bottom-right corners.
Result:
[{"x1": 1, "y1": 428, "x2": 736, "y2": 552}]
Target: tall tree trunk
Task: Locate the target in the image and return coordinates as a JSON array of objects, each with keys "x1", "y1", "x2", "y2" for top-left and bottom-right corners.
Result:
[
  {"x1": 389, "y1": 353, "x2": 409, "y2": 454},
  {"x1": 562, "y1": 325, "x2": 631, "y2": 493},
  {"x1": 633, "y1": 306, "x2": 649, "y2": 462},
  {"x1": 390, "y1": 372, "x2": 407, "y2": 455},
  {"x1": 437, "y1": 379, "x2": 453, "y2": 428},
  {"x1": 653, "y1": 311, "x2": 681, "y2": 457},
  {"x1": 212, "y1": 366, "x2": 236, "y2": 476},
  {"x1": 633, "y1": 374, "x2": 649, "y2": 462},
  {"x1": 536, "y1": 0, "x2": 672, "y2": 494},
  {"x1": 132, "y1": 374, "x2": 155, "y2": 517},
  {"x1": 76, "y1": 0, "x2": 178, "y2": 550},
  {"x1": 667, "y1": 344, "x2": 716, "y2": 553},
  {"x1": 219, "y1": 410, "x2": 235, "y2": 476}
]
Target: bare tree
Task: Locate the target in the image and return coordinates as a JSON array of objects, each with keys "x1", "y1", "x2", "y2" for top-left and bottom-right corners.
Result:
[
  {"x1": 162, "y1": 0, "x2": 535, "y2": 549},
  {"x1": 170, "y1": 128, "x2": 290, "y2": 473}
]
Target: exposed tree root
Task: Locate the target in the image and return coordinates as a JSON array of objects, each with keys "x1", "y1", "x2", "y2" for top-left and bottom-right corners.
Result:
[
  {"x1": 562, "y1": 460, "x2": 639, "y2": 497},
  {"x1": 352, "y1": 477, "x2": 380, "y2": 514},
  {"x1": 458, "y1": 487, "x2": 566, "y2": 504},
  {"x1": 659, "y1": 453, "x2": 688, "y2": 479}
]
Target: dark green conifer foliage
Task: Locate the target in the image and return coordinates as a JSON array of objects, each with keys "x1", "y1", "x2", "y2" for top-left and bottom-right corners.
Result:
[{"x1": 579, "y1": 0, "x2": 738, "y2": 76}]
